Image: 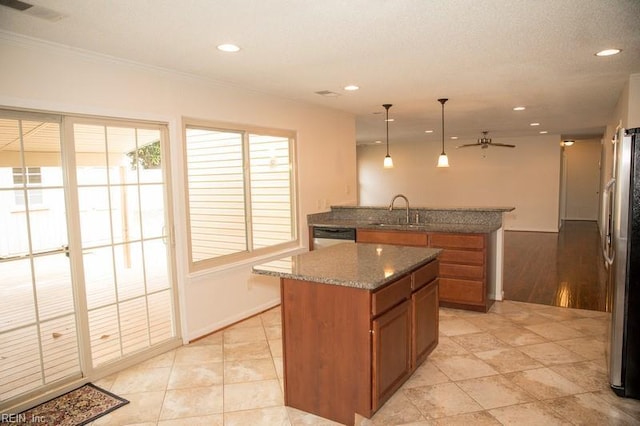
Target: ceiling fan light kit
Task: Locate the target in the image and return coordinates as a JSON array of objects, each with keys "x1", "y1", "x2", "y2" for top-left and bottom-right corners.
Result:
[
  {"x1": 457, "y1": 131, "x2": 516, "y2": 149},
  {"x1": 383, "y1": 103, "x2": 394, "y2": 168},
  {"x1": 437, "y1": 98, "x2": 450, "y2": 168}
]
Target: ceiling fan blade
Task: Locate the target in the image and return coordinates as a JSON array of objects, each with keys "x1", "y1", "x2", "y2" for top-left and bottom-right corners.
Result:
[
  {"x1": 456, "y1": 143, "x2": 481, "y2": 148},
  {"x1": 490, "y1": 143, "x2": 516, "y2": 148}
]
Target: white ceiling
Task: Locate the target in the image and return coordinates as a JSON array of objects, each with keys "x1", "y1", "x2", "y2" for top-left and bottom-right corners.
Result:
[{"x1": 1, "y1": 0, "x2": 639, "y2": 146}]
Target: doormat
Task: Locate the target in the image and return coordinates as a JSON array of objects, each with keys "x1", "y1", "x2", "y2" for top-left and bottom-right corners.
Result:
[{"x1": 1, "y1": 383, "x2": 129, "y2": 426}]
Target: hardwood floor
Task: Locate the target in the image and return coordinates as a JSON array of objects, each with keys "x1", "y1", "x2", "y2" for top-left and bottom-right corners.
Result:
[{"x1": 503, "y1": 220, "x2": 609, "y2": 311}]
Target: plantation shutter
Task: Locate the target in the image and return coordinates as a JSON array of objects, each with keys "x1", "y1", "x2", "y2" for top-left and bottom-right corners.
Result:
[{"x1": 185, "y1": 124, "x2": 296, "y2": 270}]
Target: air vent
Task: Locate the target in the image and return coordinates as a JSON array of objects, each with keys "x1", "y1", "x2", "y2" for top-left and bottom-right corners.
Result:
[
  {"x1": 315, "y1": 90, "x2": 341, "y2": 97},
  {"x1": 0, "y1": 0, "x2": 33, "y2": 11},
  {"x1": 0, "y1": 0, "x2": 66, "y2": 21}
]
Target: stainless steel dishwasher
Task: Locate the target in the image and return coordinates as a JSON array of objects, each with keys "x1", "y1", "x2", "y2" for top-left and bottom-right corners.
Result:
[{"x1": 312, "y1": 227, "x2": 356, "y2": 250}]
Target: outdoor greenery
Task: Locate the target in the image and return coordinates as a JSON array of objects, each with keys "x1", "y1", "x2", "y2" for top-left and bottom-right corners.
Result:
[{"x1": 127, "y1": 140, "x2": 161, "y2": 169}]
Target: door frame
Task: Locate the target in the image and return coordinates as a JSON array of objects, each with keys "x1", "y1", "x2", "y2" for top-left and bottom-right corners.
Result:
[{"x1": 0, "y1": 108, "x2": 182, "y2": 413}]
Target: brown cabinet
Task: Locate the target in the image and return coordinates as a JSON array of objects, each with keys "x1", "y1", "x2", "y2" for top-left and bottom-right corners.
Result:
[
  {"x1": 372, "y1": 299, "x2": 412, "y2": 411},
  {"x1": 412, "y1": 278, "x2": 439, "y2": 366},
  {"x1": 372, "y1": 274, "x2": 411, "y2": 315},
  {"x1": 430, "y1": 232, "x2": 492, "y2": 312},
  {"x1": 356, "y1": 228, "x2": 493, "y2": 312},
  {"x1": 357, "y1": 228, "x2": 428, "y2": 247},
  {"x1": 280, "y1": 259, "x2": 439, "y2": 425}
]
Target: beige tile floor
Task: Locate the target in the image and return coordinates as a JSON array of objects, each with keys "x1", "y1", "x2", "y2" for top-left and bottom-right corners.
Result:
[{"x1": 92, "y1": 300, "x2": 640, "y2": 425}]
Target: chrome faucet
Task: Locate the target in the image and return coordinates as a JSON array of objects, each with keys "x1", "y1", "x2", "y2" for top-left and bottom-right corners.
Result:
[{"x1": 389, "y1": 194, "x2": 410, "y2": 224}]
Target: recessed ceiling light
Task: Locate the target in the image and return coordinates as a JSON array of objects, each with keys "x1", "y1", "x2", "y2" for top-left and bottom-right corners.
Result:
[
  {"x1": 513, "y1": 106, "x2": 526, "y2": 111},
  {"x1": 344, "y1": 85, "x2": 359, "y2": 91},
  {"x1": 374, "y1": 140, "x2": 382, "y2": 144},
  {"x1": 450, "y1": 136, "x2": 458, "y2": 140},
  {"x1": 425, "y1": 130, "x2": 433, "y2": 133},
  {"x1": 539, "y1": 131, "x2": 548, "y2": 134},
  {"x1": 563, "y1": 140, "x2": 575, "y2": 146},
  {"x1": 530, "y1": 122, "x2": 540, "y2": 126},
  {"x1": 385, "y1": 118, "x2": 395, "y2": 122},
  {"x1": 596, "y1": 48, "x2": 621, "y2": 57},
  {"x1": 217, "y1": 44, "x2": 240, "y2": 52}
]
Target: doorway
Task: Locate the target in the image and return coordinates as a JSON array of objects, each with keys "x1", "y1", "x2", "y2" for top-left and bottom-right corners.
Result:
[
  {"x1": 560, "y1": 139, "x2": 602, "y2": 222},
  {"x1": 0, "y1": 110, "x2": 180, "y2": 407}
]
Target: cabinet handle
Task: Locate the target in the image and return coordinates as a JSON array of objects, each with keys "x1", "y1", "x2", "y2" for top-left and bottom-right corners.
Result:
[{"x1": 369, "y1": 329, "x2": 374, "y2": 334}]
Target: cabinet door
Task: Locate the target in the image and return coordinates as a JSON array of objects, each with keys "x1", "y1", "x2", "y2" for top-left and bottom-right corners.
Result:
[
  {"x1": 412, "y1": 279, "x2": 439, "y2": 367},
  {"x1": 372, "y1": 300, "x2": 412, "y2": 411}
]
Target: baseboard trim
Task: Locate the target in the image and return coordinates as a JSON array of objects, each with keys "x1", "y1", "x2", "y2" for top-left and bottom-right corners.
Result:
[{"x1": 504, "y1": 227, "x2": 560, "y2": 233}]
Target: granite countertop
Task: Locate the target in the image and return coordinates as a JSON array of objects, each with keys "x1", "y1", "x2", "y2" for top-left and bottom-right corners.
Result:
[
  {"x1": 252, "y1": 243, "x2": 441, "y2": 290},
  {"x1": 334, "y1": 205, "x2": 515, "y2": 212},
  {"x1": 307, "y1": 205, "x2": 514, "y2": 234},
  {"x1": 308, "y1": 219, "x2": 499, "y2": 233}
]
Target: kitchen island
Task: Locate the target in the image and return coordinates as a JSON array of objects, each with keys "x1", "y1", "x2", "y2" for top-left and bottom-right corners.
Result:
[
  {"x1": 253, "y1": 243, "x2": 441, "y2": 425},
  {"x1": 308, "y1": 205, "x2": 514, "y2": 312}
]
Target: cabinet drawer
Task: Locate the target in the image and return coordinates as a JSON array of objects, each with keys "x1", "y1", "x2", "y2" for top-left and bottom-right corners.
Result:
[
  {"x1": 439, "y1": 278, "x2": 484, "y2": 304},
  {"x1": 438, "y1": 249, "x2": 485, "y2": 265},
  {"x1": 372, "y1": 274, "x2": 412, "y2": 316},
  {"x1": 440, "y1": 263, "x2": 484, "y2": 280},
  {"x1": 357, "y1": 229, "x2": 428, "y2": 247},
  {"x1": 412, "y1": 260, "x2": 438, "y2": 291},
  {"x1": 430, "y1": 233, "x2": 485, "y2": 249}
]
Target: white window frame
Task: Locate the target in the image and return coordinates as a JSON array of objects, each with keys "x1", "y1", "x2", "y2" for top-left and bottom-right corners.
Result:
[
  {"x1": 12, "y1": 166, "x2": 44, "y2": 208},
  {"x1": 183, "y1": 118, "x2": 299, "y2": 272}
]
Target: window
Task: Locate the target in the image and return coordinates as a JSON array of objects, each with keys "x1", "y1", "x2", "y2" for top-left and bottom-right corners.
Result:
[
  {"x1": 13, "y1": 166, "x2": 43, "y2": 206},
  {"x1": 184, "y1": 120, "x2": 297, "y2": 270}
]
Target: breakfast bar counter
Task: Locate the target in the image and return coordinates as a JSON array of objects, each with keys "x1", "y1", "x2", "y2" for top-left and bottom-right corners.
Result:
[{"x1": 253, "y1": 243, "x2": 441, "y2": 425}]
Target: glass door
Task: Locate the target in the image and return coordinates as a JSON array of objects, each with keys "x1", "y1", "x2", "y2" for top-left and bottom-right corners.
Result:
[
  {"x1": 71, "y1": 119, "x2": 176, "y2": 369},
  {"x1": 0, "y1": 111, "x2": 179, "y2": 408},
  {"x1": 0, "y1": 112, "x2": 80, "y2": 402}
]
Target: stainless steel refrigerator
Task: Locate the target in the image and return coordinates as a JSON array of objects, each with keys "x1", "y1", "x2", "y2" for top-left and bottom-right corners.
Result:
[{"x1": 604, "y1": 126, "x2": 640, "y2": 398}]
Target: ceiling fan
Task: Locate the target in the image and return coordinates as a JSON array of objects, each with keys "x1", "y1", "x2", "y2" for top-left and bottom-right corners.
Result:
[{"x1": 457, "y1": 131, "x2": 516, "y2": 149}]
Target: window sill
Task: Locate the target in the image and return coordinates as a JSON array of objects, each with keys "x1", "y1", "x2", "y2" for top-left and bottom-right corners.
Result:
[
  {"x1": 187, "y1": 244, "x2": 308, "y2": 279},
  {"x1": 10, "y1": 205, "x2": 49, "y2": 213}
]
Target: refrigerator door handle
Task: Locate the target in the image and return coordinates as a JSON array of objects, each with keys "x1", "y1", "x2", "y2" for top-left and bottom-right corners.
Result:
[{"x1": 603, "y1": 178, "x2": 616, "y2": 267}]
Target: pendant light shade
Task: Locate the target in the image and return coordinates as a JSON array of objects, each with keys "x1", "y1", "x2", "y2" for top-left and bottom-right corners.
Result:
[
  {"x1": 383, "y1": 104, "x2": 393, "y2": 168},
  {"x1": 437, "y1": 98, "x2": 450, "y2": 168},
  {"x1": 437, "y1": 153, "x2": 450, "y2": 167}
]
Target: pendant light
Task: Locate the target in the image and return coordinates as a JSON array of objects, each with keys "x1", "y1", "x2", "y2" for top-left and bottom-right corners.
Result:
[
  {"x1": 383, "y1": 104, "x2": 394, "y2": 168},
  {"x1": 437, "y1": 98, "x2": 450, "y2": 168}
]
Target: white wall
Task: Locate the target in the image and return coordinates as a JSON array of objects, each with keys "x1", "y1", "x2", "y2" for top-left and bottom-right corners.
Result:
[
  {"x1": 629, "y1": 74, "x2": 640, "y2": 128},
  {"x1": 0, "y1": 34, "x2": 357, "y2": 341},
  {"x1": 357, "y1": 134, "x2": 561, "y2": 231},
  {"x1": 563, "y1": 139, "x2": 601, "y2": 221}
]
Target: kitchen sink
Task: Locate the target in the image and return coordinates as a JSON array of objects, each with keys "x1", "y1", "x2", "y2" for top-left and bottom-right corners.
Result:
[{"x1": 368, "y1": 222, "x2": 424, "y2": 228}]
